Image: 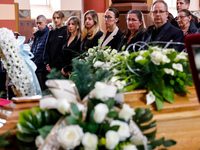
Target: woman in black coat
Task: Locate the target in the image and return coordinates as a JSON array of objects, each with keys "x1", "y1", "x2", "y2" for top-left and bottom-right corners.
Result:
[
  {"x1": 44, "y1": 11, "x2": 67, "y2": 72},
  {"x1": 61, "y1": 16, "x2": 81, "y2": 76},
  {"x1": 118, "y1": 10, "x2": 145, "y2": 52},
  {"x1": 100, "y1": 7, "x2": 122, "y2": 49},
  {"x1": 80, "y1": 10, "x2": 103, "y2": 53}
]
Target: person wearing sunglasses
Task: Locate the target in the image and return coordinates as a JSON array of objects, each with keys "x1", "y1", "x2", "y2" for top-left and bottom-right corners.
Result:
[
  {"x1": 142, "y1": 0, "x2": 184, "y2": 51},
  {"x1": 99, "y1": 7, "x2": 122, "y2": 49},
  {"x1": 177, "y1": 9, "x2": 197, "y2": 37}
]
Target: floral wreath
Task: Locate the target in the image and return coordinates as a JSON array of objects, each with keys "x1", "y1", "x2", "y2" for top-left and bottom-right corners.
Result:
[{"x1": 0, "y1": 28, "x2": 32, "y2": 96}]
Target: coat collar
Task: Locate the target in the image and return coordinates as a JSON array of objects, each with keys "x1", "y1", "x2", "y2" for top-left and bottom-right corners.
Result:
[{"x1": 100, "y1": 26, "x2": 119, "y2": 48}]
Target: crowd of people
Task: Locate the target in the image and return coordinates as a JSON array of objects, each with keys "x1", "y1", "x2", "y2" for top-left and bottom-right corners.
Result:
[{"x1": 1, "y1": 0, "x2": 200, "y2": 94}]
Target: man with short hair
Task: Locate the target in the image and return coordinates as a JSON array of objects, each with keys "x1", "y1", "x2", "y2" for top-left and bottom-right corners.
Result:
[
  {"x1": 31, "y1": 15, "x2": 49, "y2": 90},
  {"x1": 171, "y1": 0, "x2": 198, "y2": 28},
  {"x1": 142, "y1": 0, "x2": 184, "y2": 51}
]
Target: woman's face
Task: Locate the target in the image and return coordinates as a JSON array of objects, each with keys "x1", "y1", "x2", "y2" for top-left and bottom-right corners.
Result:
[
  {"x1": 68, "y1": 20, "x2": 78, "y2": 34},
  {"x1": 53, "y1": 13, "x2": 63, "y2": 27},
  {"x1": 127, "y1": 13, "x2": 142, "y2": 32},
  {"x1": 103, "y1": 10, "x2": 118, "y2": 29},
  {"x1": 177, "y1": 12, "x2": 190, "y2": 28},
  {"x1": 84, "y1": 13, "x2": 95, "y2": 29}
]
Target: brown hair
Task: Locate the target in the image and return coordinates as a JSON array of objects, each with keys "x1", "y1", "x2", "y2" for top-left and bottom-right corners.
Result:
[
  {"x1": 66, "y1": 16, "x2": 81, "y2": 40},
  {"x1": 81, "y1": 10, "x2": 101, "y2": 41}
]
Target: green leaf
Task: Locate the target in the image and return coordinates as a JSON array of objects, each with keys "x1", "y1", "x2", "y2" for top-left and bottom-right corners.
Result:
[
  {"x1": 163, "y1": 85, "x2": 174, "y2": 103},
  {"x1": 153, "y1": 90, "x2": 164, "y2": 111},
  {"x1": 16, "y1": 131, "x2": 36, "y2": 142},
  {"x1": 150, "y1": 137, "x2": 164, "y2": 149},
  {"x1": 66, "y1": 116, "x2": 77, "y2": 124},
  {"x1": 38, "y1": 125, "x2": 54, "y2": 139},
  {"x1": 71, "y1": 103, "x2": 80, "y2": 117},
  {"x1": 144, "y1": 129, "x2": 157, "y2": 141},
  {"x1": 107, "y1": 111, "x2": 118, "y2": 118},
  {"x1": 87, "y1": 124, "x2": 99, "y2": 133},
  {"x1": 109, "y1": 125, "x2": 120, "y2": 132},
  {"x1": 163, "y1": 140, "x2": 176, "y2": 147},
  {"x1": 105, "y1": 98, "x2": 114, "y2": 109}
]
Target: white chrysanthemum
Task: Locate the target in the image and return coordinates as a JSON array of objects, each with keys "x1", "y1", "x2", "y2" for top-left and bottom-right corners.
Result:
[
  {"x1": 150, "y1": 51, "x2": 163, "y2": 65},
  {"x1": 172, "y1": 63, "x2": 183, "y2": 72},
  {"x1": 164, "y1": 68, "x2": 174, "y2": 76},
  {"x1": 162, "y1": 48, "x2": 175, "y2": 55}
]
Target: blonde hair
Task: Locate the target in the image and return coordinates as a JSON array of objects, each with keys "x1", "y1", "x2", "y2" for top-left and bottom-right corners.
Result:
[
  {"x1": 66, "y1": 16, "x2": 81, "y2": 40},
  {"x1": 81, "y1": 10, "x2": 101, "y2": 41}
]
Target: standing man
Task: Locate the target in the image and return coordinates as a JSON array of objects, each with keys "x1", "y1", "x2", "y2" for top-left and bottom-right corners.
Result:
[
  {"x1": 142, "y1": 0, "x2": 184, "y2": 51},
  {"x1": 171, "y1": 0, "x2": 198, "y2": 28},
  {"x1": 31, "y1": 15, "x2": 49, "y2": 90}
]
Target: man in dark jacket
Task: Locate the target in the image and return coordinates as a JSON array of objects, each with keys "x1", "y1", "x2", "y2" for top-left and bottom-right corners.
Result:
[
  {"x1": 142, "y1": 0, "x2": 184, "y2": 51},
  {"x1": 31, "y1": 15, "x2": 49, "y2": 90},
  {"x1": 171, "y1": 0, "x2": 198, "y2": 28}
]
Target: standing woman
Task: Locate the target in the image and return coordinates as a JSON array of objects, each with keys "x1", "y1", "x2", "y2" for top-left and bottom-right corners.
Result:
[
  {"x1": 44, "y1": 10, "x2": 67, "y2": 72},
  {"x1": 61, "y1": 16, "x2": 81, "y2": 76},
  {"x1": 118, "y1": 10, "x2": 145, "y2": 52},
  {"x1": 80, "y1": 10, "x2": 103, "y2": 53},
  {"x1": 100, "y1": 7, "x2": 122, "y2": 49}
]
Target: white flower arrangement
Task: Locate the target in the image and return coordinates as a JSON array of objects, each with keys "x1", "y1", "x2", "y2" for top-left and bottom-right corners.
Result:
[{"x1": 0, "y1": 28, "x2": 32, "y2": 96}]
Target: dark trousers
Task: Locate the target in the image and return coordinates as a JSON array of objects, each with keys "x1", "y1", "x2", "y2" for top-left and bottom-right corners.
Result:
[{"x1": 36, "y1": 71, "x2": 48, "y2": 91}]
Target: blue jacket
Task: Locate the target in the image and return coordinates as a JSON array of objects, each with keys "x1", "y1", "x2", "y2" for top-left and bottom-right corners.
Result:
[{"x1": 31, "y1": 26, "x2": 49, "y2": 72}]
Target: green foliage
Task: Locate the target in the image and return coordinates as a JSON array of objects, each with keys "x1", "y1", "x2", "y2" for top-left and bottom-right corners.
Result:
[
  {"x1": 69, "y1": 59, "x2": 112, "y2": 99},
  {"x1": 17, "y1": 107, "x2": 62, "y2": 142},
  {"x1": 47, "y1": 68, "x2": 67, "y2": 79}
]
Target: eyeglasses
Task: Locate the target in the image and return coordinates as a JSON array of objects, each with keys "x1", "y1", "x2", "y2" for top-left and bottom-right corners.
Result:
[
  {"x1": 103, "y1": 15, "x2": 113, "y2": 20},
  {"x1": 176, "y1": 16, "x2": 187, "y2": 20},
  {"x1": 151, "y1": 11, "x2": 167, "y2": 14}
]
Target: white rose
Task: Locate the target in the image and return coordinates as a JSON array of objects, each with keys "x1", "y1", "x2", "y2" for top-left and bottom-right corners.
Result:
[
  {"x1": 150, "y1": 51, "x2": 163, "y2": 65},
  {"x1": 172, "y1": 63, "x2": 183, "y2": 72},
  {"x1": 105, "y1": 130, "x2": 120, "y2": 149},
  {"x1": 110, "y1": 120, "x2": 130, "y2": 141},
  {"x1": 146, "y1": 91, "x2": 155, "y2": 105},
  {"x1": 139, "y1": 50, "x2": 148, "y2": 56},
  {"x1": 57, "y1": 99, "x2": 70, "y2": 115},
  {"x1": 164, "y1": 68, "x2": 174, "y2": 76},
  {"x1": 82, "y1": 132, "x2": 98, "y2": 150},
  {"x1": 123, "y1": 145, "x2": 138, "y2": 150},
  {"x1": 162, "y1": 48, "x2": 175, "y2": 55},
  {"x1": 135, "y1": 55, "x2": 145, "y2": 62},
  {"x1": 115, "y1": 80, "x2": 126, "y2": 90},
  {"x1": 93, "y1": 61, "x2": 105, "y2": 68},
  {"x1": 39, "y1": 96, "x2": 58, "y2": 109},
  {"x1": 118, "y1": 104, "x2": 135, "y2": 121},
  {"x1": 35, "y1": 135, "x2": 44, "y2": 148},
  {"x1": 57, "y1": 125, "x2": 83, "y2": 149},
  {"x1": 151, "y1": 46, "x2": 162, "y2": 51},
  {"x1": 94, "y1": 82, "x2": 117, "y2": 100},
  {"x1": 94, "y1": 103, "x2": 109, "y2": 123},
  {"x1": 130, "y1": 135, "x2": 144, "y2": 146}
]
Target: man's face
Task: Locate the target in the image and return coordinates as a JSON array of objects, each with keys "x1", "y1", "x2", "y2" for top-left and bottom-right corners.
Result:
[
  {"x1": 177, "y1": 0, "x2": 190, "y2": 12},
  {"x1": 36, "y1": 18, "x2": 47, "y2": 31},
  {"x1": 152, "y1": 2, "x2": 169, "y2": 28}
]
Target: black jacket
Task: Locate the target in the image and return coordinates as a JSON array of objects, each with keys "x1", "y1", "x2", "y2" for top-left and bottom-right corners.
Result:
[
  {"x1": 62, "y1": 35, "x2": 81, "y2": 73},
  {"x1": 31, "y1": 26, "x2": 49, "y2": 72},
  {"x1": 118, "y1": 30, "x2": 144, "y2": 52},
  {"x1": 100, "y1": 27, "x2": 122, "y2": 49},
  {"x1": 44, "y1": 26, "x2": 67, "y2": 70},
  {"x1": 80, "y1": 31, "x2": 103, "y2": 53},
  {"x1": 142, "y1": 22, "x2": 184, "y2": 51},
  {"x1": 171, "y1": 14, "x2": 198, "y2": 28},
  {"x1": 187, "y1": 22, "x2": 198, "y2": 35}
]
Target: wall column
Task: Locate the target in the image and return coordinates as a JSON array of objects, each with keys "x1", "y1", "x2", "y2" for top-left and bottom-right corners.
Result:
[
  {"x1": 82, "y1": 0, "x2": 107, "y2": 31},
  {"x1": 0, "y1": 0, "x2": 16, "y2": 31}
]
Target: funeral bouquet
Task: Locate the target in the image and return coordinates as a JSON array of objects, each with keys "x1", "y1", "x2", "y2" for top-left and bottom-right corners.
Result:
[
  {"x1": 15, "y1": 80, "x2": 175, "y2": 150},
  {"x1": 84, "y1": 44, "x2": 193, "y2": 110}
]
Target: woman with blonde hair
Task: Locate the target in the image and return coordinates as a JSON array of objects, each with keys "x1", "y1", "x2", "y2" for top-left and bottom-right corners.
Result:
[
  {"x1": 80, "y1": 10, "x2": 103, "y2": 53},
  {"x1": 61, "y1": 16, "x2": 81, "y2": 76}
]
